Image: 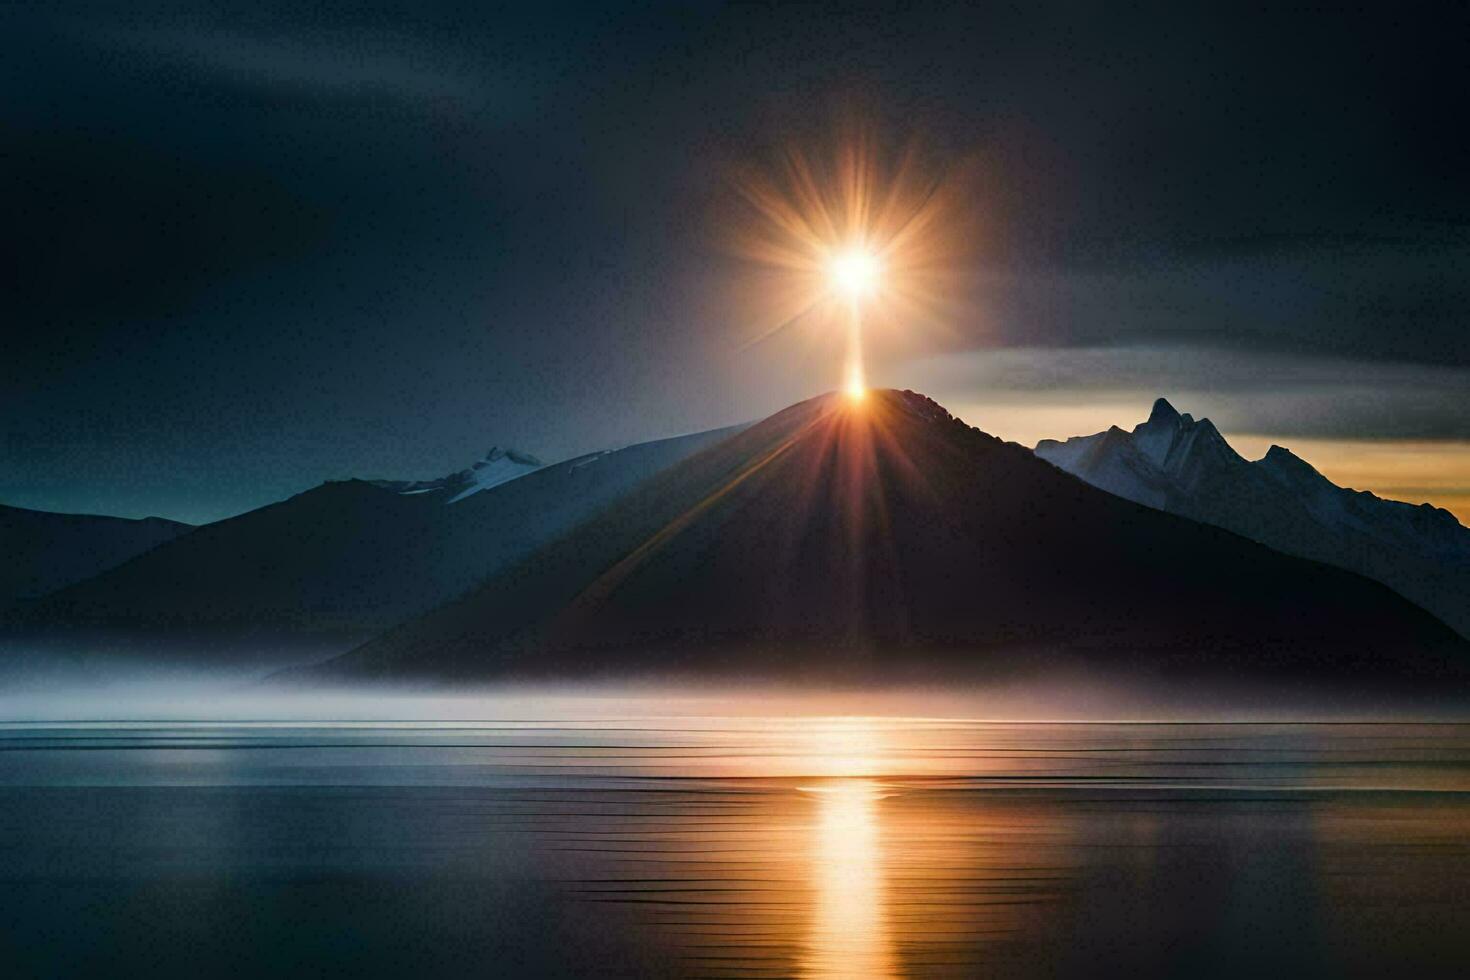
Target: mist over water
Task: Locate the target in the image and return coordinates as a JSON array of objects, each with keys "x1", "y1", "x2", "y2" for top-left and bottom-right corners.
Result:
[{"x1": 5, "y1": 668, "x2": 1470, "y2": 724}]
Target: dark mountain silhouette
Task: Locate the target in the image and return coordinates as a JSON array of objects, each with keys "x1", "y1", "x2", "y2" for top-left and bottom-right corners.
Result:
[
  {"x1": 298, "y1": 390, "x2": 1469, "y2": 695},
  {"x1": 1036, "y1": 398, "x2": 1470, "y2": 638},
  {"x1": 3, "y1": 426, "x2": 741, "y2": 670},
  {"x1": 0, "y1": 504, "x2": 192, "y2": 606}
]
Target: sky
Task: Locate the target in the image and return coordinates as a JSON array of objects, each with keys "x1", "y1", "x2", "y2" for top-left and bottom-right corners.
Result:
[{"x1": 4, "y1": 2, "x2": 1468, "y2": 524}]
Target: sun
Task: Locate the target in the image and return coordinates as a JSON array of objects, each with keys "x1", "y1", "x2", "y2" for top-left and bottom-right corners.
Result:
[
  {"x1": 829, "y1": 248, "x2": 882, "y2": 301},
  {"x1": 723, "y1": 124, "x2": 977, "y2": 396}
]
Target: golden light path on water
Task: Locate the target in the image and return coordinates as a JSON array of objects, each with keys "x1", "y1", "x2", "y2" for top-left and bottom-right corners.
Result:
[
  {"x1": 795, "y1": 720, "x2": 897, "y2": 977},
  {"x1": 532, "y1": 713, "x2": 1470, "y2": 977},
  {"x1": 799, "y1": 779, "x2": 898, "y2": 979}
]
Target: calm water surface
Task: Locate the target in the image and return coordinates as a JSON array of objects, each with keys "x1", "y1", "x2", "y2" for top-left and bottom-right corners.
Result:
[{"x1": 2, "y1": 719, "x2": 1468, "y2": 977}]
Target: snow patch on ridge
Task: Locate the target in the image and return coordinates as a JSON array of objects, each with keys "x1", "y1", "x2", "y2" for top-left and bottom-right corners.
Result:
[
  {"x1": 445, "y1": 449, "x2": 544, "y2": 502},
  {"x1": 370, "y1": 447, "x2": 545, "y2": 502}
]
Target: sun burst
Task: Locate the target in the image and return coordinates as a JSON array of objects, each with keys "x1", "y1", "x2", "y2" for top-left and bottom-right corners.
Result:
[
  {"x1": 829, "y1": 248, "x2": 883, "y2": 301},
  {"x1": 723, "y1": 123, "x2": 977, "y2": 395}
]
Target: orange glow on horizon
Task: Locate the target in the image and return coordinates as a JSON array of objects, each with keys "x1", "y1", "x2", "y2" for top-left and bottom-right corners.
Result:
[{"x1": 1227, "y1": 434, "x2": 1470, "y2": 525}]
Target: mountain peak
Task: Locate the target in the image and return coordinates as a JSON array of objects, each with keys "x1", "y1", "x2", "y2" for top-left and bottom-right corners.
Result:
[
  {"x1": 1258, "y1": 444, "x2": 1325, "y2": 484},
  {"x1": 477, "y1": 447, "x2": 544, "y2": 469},
  {"x1": 1148, "y1": 397, "x2": 1181, "y2": 424},
  {"x1": 1037, "y1": 401, "x2": 1470, "y2": 638}
]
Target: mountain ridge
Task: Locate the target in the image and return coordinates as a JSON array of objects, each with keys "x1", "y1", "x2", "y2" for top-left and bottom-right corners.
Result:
[
  {"x1": 1036, "y1": 398, "x2": 1470, "y2": 637},
  {"x1": 294, "y1": 389, "x2": 1468, "y2": 695},
  {"x1": 0, "y1": 504, "x2": 193, "y2": 606},
  {"x1": 2, "y1": 425, "x2": 745, "y2": 670}
]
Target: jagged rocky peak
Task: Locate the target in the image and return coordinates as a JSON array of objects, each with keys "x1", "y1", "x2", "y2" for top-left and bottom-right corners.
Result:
[
  {"x1": 1131, "y1": 400, "x2": 1187, "y2": 466},
  {"x1": 1148, "y1": 397, "x2": 1181, "y2": 424},
  {"x1": 1263, "y1": 444, "x2": 1304, "y2": 464},
  {"x1": 1136, "y1": 396, "x2": 1234, "y2": 454},
  {"x1": 1140, "y1": 396, "x2": 1197, "y2": 429},
  {"x1": 1192, "y1": 415, "x2": 1227, "y2": 441},
  {"x1": 1260, "y1": 444, "x2": 1319, "y2": 477}
]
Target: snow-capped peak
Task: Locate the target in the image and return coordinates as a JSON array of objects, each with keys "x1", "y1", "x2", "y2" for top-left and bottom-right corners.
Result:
[
  {"x1": 446, "y1": 447, "x2": 544, "y2": 502},
  {"x1": 1035, "y1": 396, "x2": 1470, "y2": 637},
  {"x1": 371, "y1": 446, "x2": 544, "y2": 502},
  {"x1": 1131, "y1": 403, "x2": 1182, "y2": 467}
]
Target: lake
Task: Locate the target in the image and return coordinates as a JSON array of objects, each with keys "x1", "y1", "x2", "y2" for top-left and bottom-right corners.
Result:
[{"x1": 2, "y1": 718, "x2": 1468, "y2": 977}]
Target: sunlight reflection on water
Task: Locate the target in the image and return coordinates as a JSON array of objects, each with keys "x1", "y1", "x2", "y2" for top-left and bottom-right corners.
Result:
[{"x1": 799, "y1": 780, "x2": 897, "y2": 979}]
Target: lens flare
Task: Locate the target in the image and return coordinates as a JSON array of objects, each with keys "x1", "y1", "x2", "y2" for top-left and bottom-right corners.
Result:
[{"x1": 722, "y1": 122, "x2": 977, "y2": 394}]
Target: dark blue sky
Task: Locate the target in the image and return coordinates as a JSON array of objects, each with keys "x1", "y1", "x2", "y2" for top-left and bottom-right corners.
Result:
[{"x1": 5, "y1": 2, "x2": 1468, "y2": 522}]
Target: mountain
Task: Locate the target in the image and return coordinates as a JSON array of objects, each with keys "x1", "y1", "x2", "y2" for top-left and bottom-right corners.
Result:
[
  {"x1": 1035, "y1": 398, "x2": 1470, "y2": 638},
  {"x1": 296, "y1": 390, "x2": 1468, "y2": 697},
  {"x1": 3, "y1": 427, "x2": 741, "y2": 671},
  {"x1": 0, "y1": 504, "x2": 192, "y2": 605}
]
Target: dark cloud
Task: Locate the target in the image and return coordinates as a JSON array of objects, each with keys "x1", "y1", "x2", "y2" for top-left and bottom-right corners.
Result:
[
  {"x1": 6, "y1": 130, "x2": 328, "y2": 348},
  {"x1": 957, "y1": 233, "x2": 1470, "y2": 366}
]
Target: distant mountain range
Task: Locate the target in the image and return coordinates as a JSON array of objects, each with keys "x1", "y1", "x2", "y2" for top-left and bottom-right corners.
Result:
[
  {"x1": 2, "y1": 429, "x2": 740, "y2": 669},
  {"x1": 295, "y1": 390, "x2": 1467, "y2": 696},
  {"x1": 0, "y1": 504, "x2": 192, "y2": 606},
  {"x1": 1036, "y1": 398, "x2": 1470, "y2": 639}
]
